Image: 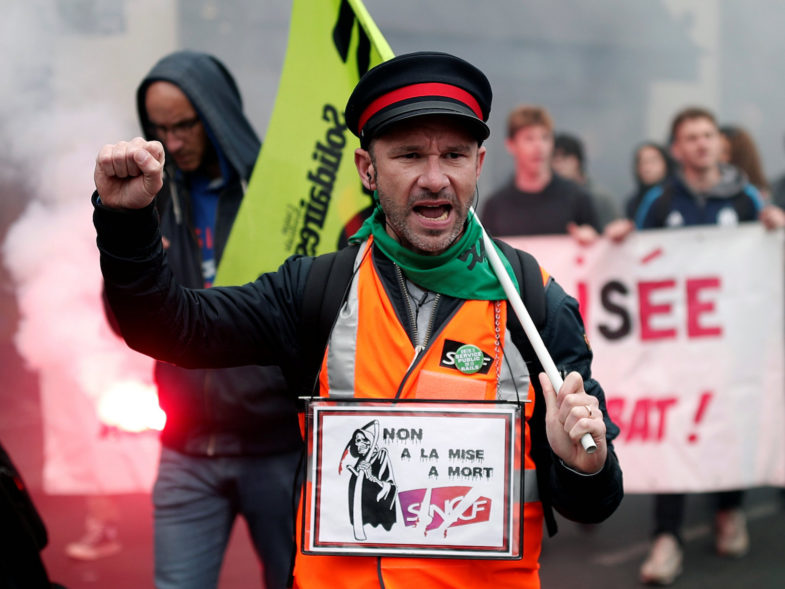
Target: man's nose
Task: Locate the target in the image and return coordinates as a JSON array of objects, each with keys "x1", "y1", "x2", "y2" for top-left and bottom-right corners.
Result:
[
  {"x1": 418, "y1": 157, "x2": 449, "y2": 192},
  {"x1": 162, "y1": 133, "x2": 185, "y2": 152}
]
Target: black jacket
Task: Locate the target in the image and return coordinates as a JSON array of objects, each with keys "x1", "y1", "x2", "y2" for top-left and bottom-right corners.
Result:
[
  {"x1": 94, "y1": 198, "x2": 623, "y2": 533},
  {"x1": 135, "y1": 50, "x2": 302, "y2": 457}
]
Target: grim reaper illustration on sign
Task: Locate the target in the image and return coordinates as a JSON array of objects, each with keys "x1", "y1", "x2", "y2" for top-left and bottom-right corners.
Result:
[{"x1": 338, "y1": 420, "x2": 397, "y2": 540}]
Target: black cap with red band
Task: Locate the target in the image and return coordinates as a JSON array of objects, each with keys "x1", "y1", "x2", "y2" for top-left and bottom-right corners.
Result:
[{"x1": 345, "y1": 51, "x2": 492, "y2": 148}]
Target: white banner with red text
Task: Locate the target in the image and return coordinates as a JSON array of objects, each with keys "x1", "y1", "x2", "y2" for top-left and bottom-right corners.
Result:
[{"x1": 504, "y1": 225, "x2": 785, "y2": 493}]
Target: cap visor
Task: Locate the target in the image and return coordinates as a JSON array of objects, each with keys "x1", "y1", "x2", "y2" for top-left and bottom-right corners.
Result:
[{"x1": 365, "y1": 100, "x2": 490, "y2": 144}]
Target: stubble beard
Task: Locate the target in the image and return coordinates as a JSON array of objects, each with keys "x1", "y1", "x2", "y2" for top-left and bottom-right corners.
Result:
[{"x1": 382, "y1": 190, "x2": 468, "y2": 255}]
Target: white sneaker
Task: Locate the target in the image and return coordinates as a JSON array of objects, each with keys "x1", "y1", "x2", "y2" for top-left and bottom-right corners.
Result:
[
  {"x1": 715, "y1": 508, "x2": 749, "y2": 558},
  {"x1": 65, "y1": 517, "x2": 122, "y2": 561},
  {"x1": 640, "y1": 533, "x2": 683, "y2": 586}
]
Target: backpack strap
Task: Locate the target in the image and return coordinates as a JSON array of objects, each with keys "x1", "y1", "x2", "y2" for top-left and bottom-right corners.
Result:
[
  {"x1": 494, "y1": 239, "x2": 547, "y2": 331},
  {"x1": 494, "y1": 239, "x2": 564, "y2": 535},
  {"x1": 652, "y1": 181, "x2": 675, "y2": 226},
  {"x1": 300, "y1": 243, "x2": 361, "y2": 394},
  {"x1": 635, "y1": 181, "x2": 673, "y2": 228}
]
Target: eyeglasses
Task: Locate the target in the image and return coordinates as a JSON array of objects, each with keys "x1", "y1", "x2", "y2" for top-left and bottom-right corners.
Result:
[{"x1": 148, "y1": 116, "x2": 201, "y2": 140}]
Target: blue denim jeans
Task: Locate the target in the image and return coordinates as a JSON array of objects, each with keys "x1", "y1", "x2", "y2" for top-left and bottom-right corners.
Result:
[{"x1": 153, "y1": 446, "x2": 302, "y2": 589}]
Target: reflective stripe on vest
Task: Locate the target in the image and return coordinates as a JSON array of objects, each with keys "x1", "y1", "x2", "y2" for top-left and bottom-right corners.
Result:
[{"x1": 324, "y1": 240, "x2": 367, "y2": 397}]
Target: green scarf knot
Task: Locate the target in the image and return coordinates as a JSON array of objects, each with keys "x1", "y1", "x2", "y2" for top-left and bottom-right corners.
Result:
[{"x1": 348, "y1": 204, "x2": 519, "y2": 300}]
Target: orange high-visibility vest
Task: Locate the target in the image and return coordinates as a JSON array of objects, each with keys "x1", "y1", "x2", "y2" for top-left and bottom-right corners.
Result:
[{"x1": 295, "y1": 241, "x2": 544, "y2": 589}]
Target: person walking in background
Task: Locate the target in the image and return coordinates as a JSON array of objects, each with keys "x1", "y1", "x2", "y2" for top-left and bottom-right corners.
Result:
[
  {"x1": 90, "y1": 50, "x2": 624, "y2": 589},
  {"x1": 480, "y1": 105, "x2": 600, "y2": 244},
  {"x1": 626, "y1": 106, "x2": 784, "y2": 586},
  {"x1": 551, "y1": 132, "x2": 619, "y2": 229},
  {"x1": 719, "y1": 125, "x2": 770, "y2": 200},
  {"x1": 128, "y1": 51, "x2": 302, "y2": 589},
  {"x1": 65, "y1": 495, "x2": 122, "y2": 560}
]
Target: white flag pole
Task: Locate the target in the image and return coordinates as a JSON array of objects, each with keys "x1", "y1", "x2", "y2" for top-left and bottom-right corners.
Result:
[{"x1": 472, "y1": 209, "x2": 597, "y2": 453}]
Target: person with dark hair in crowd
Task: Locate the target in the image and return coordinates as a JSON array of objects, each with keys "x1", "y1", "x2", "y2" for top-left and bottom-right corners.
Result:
[
  {"x1": 481, "y1": 105, "x2": 601, "y2": 244},
  {"x1": 552, "y1": 132, "x2": 619, "y2": 229},
  {"x1": 719, "y1": 125, "x2": 770, "y2": 199},
  {"x1": 111, "y1": 50, "x2": 303, "y2": 589},
  {"x1": 90, "y1": 51, "x2": 623, "y2": 588},
  {"x1": 625, "y1": 141, "x2": 674, "y2": 218},
  {"x1": 603, "y1": 141, "x2": 674, "y2": 241},
  {"x1": 618, "y1": 106, "x2": 784, "y2": 586}
]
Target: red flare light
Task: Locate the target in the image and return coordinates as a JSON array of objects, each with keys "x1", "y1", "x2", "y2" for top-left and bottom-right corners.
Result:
[{"x1": 97, "y1": 380, "x2": 166, "y2": 433}]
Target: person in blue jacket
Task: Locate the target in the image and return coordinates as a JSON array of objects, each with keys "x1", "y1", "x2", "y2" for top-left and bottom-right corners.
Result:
[{"x1": 635, "y1": 107, "x2": 782, "y2": 230}]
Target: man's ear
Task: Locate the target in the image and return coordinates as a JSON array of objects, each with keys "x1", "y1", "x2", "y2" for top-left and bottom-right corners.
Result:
[
  {"x1": 355, "y1": 148, "x2": 375, "y2": 190},
  {"x1": 476, "y1": 145, "x2": 487, "y2": 179}
]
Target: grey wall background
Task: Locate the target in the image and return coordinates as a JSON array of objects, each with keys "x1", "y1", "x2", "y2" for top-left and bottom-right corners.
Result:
[
  {"x1": 9, "y1": 0, "x2": 782, "y2": 208},
  {"x1": 174, "y1": 0, "x2": 785, "y2": 209}
]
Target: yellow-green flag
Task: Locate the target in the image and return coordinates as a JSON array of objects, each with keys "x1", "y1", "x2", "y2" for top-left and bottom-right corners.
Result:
[{"x1": 215, "y1": 0, "x2": 393, "y2": 285}]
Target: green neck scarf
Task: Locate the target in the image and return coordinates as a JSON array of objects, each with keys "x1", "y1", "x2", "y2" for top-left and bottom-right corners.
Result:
[{"x1": 348, "y1": 204, "x2": 519, "y2": 300}]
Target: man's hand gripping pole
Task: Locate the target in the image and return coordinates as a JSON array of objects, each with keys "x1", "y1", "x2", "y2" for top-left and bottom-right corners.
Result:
[{"x1": 472, "y1": 209, "x2": 597, "y2": 454}]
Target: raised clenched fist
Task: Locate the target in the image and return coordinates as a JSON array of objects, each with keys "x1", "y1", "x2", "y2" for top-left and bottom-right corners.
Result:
[{"x1": 94, "y1": 138, "x2": 165, "y2": 209}]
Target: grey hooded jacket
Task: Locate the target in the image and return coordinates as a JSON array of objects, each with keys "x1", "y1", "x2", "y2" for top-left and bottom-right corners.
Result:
[{"x1": 134, "y1": 50, "x2": 302, "y2": 457}]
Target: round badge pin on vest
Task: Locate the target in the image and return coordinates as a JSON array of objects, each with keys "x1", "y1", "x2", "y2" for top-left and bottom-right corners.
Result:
[{"x1": 453, "y1": 344, "x2": 485, "y2": 374}]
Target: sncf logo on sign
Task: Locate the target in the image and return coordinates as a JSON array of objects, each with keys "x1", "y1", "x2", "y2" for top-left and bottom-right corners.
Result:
[
  {"x1": 439, "y1": 340, "x2": 493, "y2": 375},
  {"x1": 398, "y1": 486, "x2": 491, "y2": 534}
]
